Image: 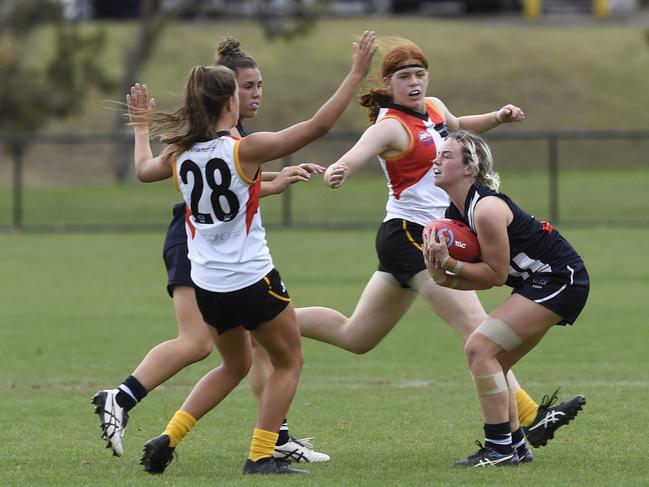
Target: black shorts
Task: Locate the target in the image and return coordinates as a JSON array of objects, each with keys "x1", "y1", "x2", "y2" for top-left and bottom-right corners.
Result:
[
  {"x1": 376, "y1": 219, "x2": 427, "y2": 288},
  {"x1": 163, "y1": 203, "x2": 193, "y2": 297},
  {"x1": 513, "y1": 261, "x2": 590, "y2": 326},
  {"x1": 194, "y1": 268, "x2": 291, "y2": 335}
]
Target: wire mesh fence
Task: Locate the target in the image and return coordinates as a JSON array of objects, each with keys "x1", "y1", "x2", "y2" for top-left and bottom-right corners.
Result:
[{"x1": 1, "y1": 129, "x2": 648, "y2": 231}]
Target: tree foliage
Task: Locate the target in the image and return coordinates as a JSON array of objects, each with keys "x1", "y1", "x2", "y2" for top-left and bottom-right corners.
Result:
[{"x1": 0, "y1": 0, "x2": 114, "y2": 132}]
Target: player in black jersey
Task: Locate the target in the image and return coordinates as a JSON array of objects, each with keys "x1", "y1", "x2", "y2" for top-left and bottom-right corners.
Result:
[
  {"x1": 92, "y1": 34, "x2": 376, "y2": 467},
  {"x1": 423, "y1": 131, "x2": 589, "y2": 467}
]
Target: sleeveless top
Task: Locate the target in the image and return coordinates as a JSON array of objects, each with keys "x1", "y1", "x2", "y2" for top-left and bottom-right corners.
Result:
[
  {"x1": 173, "y1": 133, "x2": 273, "y2": 292},
  {"x1": 375, "y1": 98, "x2": 450, "y2": 226}
]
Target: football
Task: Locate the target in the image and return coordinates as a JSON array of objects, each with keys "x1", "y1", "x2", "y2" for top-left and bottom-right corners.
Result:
[{"x1": 424, "y1": 219, "x2": 480, "y2": 262}]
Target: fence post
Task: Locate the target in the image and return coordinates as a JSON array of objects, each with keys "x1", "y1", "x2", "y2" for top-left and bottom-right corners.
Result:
[
  {"x1": 281, "y1": 154, "x2": 293, "y2": 227},
  {"x1": 10, "y1": 141, "x2": 25, "y2": 230},
  {"x1": 548, "y1": 134, "x2": 559, "y2": 225}
]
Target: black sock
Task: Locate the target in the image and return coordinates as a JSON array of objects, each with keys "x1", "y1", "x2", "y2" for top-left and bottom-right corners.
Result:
[
  {"x1": 511, "y1": 427, "x2": 526, "y2": 456},
  {"x1": 115, "y1": 375, "x2": 148, "y2": 412},
  {"x1": 483, "y1": 421, "x2": 513, "y2": 455},
  {"x1": 276, "y1": 419, "x2": 289, "y2": 446}
]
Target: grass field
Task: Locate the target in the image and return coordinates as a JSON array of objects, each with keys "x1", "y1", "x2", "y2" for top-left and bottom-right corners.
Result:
[{"x1": 1, "y1": 225, "x2": 648, "y2": 486}]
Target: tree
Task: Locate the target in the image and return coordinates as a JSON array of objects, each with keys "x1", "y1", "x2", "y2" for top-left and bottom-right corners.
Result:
[
  {"x1": 0, "y1": 0, "x2": 113, "y2": 133},
  {"x1": 110, "y1": 0, "x2": 323, "y2": 181}
]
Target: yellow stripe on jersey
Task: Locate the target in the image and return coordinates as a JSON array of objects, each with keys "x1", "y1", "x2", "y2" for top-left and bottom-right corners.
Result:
[
  {"x1": 264, "y1": 276, "x2": 291, "y2": 302},
  {"x1": 233, "y1": 139, "x2": 258, "y2": 185},
  {"x1": 402, "y1": 219, "x2": 422, "y2": 251},
  {"x1": 379, "y1": 115, "x2": 414, "y2": 161}
]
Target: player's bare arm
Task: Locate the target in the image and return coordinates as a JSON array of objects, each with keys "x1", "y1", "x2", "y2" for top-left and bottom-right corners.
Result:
[
  {"x1": 238, "y1": 31, "x2": 376, "y2": 168},
  {"x1": 127, "y1": 83, "x2": 173, "y2": 182},
  {"x1": 324, "y1": 118, "x2": 407, "y2": 188}
]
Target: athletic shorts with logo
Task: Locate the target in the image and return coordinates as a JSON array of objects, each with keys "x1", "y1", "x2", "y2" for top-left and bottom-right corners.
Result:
[{"x1": 512, "y1": 259, "x2": 589, "y2": 326}]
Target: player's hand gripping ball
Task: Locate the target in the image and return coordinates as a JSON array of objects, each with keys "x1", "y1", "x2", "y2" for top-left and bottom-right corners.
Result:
[{"x1": 424, "y1": 219, "x2": 480, "y2": 262}]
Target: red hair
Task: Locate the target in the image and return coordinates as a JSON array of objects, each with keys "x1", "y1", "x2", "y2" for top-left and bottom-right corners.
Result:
[{"x1": 359, "y1": 39, "x2": 428, "y2": 122}]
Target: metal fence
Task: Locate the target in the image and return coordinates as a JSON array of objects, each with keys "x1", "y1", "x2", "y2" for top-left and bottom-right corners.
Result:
[{"x1": 1, "y1": 129, "x2": 648, "y2": 231}]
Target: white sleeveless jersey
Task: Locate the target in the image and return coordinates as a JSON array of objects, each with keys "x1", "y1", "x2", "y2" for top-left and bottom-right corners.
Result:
[
  {"x1": 174, "y1": 135, "x2": 273, "y2": 292},
  {"x1": 376, "y1": 98, "x2": 450, "y2": 226}
]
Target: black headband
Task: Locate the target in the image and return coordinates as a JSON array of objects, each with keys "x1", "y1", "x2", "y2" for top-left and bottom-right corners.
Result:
[{"x1": 386, "y1": 63, "x2": 426, "y2": 76}]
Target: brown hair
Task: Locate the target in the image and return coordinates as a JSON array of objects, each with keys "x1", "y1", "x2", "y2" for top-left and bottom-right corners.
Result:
[
  {"x1": 359, "y1": 38, "x2": 428, "y2": 122},
  {"x1": 215, "y1": 36, "x2": 257, "y2": 73},
  {"x1": 153, "y1": 65, "x2": 237, "y2": 164}
]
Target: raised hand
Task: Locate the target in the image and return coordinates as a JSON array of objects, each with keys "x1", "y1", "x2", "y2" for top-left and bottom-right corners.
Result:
[
  {"x1": 350, "y1": 30, "x2": 377, "y2": 78},
  {"x1": 126, "y1": 83, "x2": 155, "y2": 128}
]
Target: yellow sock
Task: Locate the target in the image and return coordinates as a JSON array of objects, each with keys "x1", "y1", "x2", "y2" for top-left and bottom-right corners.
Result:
[
  {"x1": 163, "y1": 410, "x2": 197, "y2": 447},
  {"x1": 516, "y1": 389, "x2": 539, "y2": 427},
  {"x1": 248, "y1": 427, "x2": 279, "y2": 462}
]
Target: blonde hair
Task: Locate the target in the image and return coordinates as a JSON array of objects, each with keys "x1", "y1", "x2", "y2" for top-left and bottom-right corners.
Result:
[{"x1": 447, "y1": 130, "x2": 500, "y2": 190}]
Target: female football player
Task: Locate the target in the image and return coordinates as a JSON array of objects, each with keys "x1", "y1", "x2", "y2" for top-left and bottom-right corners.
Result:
[
  {"x1": 297, "y1": 38, "x2": 583, "y2": 459},
  {"x1": 92, "y1": 33, "x2": 375, "y2": 470},
  {"x1": 423, "y1": 130, "x2": 589, "y2": 466}
]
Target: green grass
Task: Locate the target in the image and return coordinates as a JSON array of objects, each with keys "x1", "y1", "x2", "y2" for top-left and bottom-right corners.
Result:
[
  {"x1": 1, "y1": 167, "x2": 648, "y2": 228},
  {"x1": 1, "y1": 227, "x2": 649, "y2": 486}
]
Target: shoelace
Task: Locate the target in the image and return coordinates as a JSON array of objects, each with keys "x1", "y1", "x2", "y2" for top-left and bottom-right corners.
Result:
[
  {"x1": 538, "y1": 387, "x2": 561, "y2": 410},
  {"x1": 289, "y1": 436, "x2": 315, "y2": 450},
  {"x1": 466, "y1": 440, "x2": 489, "y2": 460}
]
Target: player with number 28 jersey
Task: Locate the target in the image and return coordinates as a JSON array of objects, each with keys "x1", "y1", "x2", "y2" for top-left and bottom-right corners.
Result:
[{"x1": 175, "y1": 133, "x2": 273, "y2": 293}]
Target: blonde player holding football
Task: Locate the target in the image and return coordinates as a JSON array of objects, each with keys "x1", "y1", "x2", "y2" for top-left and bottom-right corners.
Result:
[
  {"x1": 296, "y1": 38, "x2": 584, "y2": 459},
  {"x1": 423, "y1": 131, "x2": 589, "y2": 466}
]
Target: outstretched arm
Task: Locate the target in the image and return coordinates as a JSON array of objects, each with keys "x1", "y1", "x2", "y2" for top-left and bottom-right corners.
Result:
[
  {"x1": 260, "y1": 163, "x2": 325, "y2": 197},
  {"x1": 323, "y1": 117, "x2": 407, "y2": 188},
  {"x1": 433, "y1": 97, "x2": 525, "y2": 135},
  {"x1": 239, "y1": 31, "x2": 377, "y2": 167},
  {"x1": 127, "y1": 83, "x2": 173, "y2": 182}
]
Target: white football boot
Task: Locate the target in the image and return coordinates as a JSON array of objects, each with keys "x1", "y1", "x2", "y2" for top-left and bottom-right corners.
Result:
[
  {"x1": 92, "y1": 389, "x2": 128, "y2": 456},
  {"x1": 273, "y1": 436, "x2": 330, "y2": 463}
]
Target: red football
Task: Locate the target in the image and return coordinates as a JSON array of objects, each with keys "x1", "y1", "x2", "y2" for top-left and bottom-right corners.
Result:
[{"x1": 424, "y1": 219, "x2": 480, "y2": 262}]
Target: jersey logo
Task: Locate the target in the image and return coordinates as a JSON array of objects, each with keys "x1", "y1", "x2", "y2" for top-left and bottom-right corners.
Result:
[{"x1": 417, "y1": 130, "x2": 435, "y2": 146}]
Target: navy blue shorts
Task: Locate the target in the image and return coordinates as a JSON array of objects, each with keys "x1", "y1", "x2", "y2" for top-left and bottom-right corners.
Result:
[
  {"x1": 513, "y1": 260, "x2": 590, "y2": 326},
  {"x1": 163, "y1": 243, "x2": 193, "y2": 297},
  {"x1": 376, "y1": 219, "x2": 426, "y2": 288},
  {"x1": 194, "y1": 269, "x2": 291, "y2": 335},
  {"x1": 162, "y1": 203, "x2": 194, "y2": 297}
]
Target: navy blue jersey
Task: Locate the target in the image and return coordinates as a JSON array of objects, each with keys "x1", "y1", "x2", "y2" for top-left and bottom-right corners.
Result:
[{"x1": 445, "y1": 184, "x2": 584, "y2": 290}]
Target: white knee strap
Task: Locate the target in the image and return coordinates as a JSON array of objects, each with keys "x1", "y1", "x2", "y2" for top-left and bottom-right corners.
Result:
[{"x1": 474, "y1": 316, "x2": 522, "y2": 351}]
